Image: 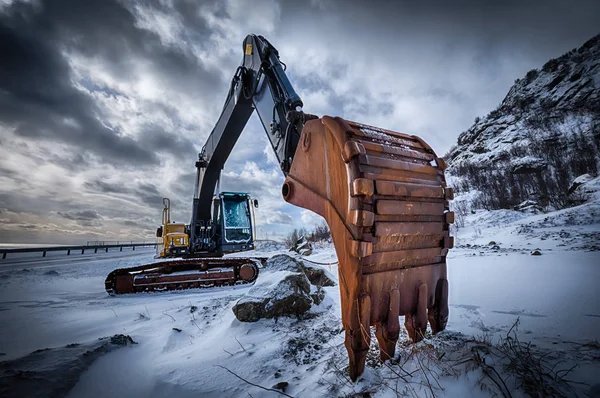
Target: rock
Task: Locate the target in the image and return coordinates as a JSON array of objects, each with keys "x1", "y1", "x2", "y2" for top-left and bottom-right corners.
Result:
[
  {"x1": 514, "y1": 200, "x2": 543, "y2": 214},
  {"x1": 291, "y1": 236, "x2": 313, "y2": 256},
  {"x1": 301, "y1": 263, "x2": 335, "y2": 287},
  {"x1": 511, "y1": 158, "x2": 547, "y2": 175},
  {"x1": 265, "y1": 254, "x2": 305, "y2": 273},
  {"x1": 109, "y1": 334, "x2": 137, "y2": 345},
  {"x1": 43, "y1": 270, "x2": 59, "y2": 276},
  {"x1": 491, "y1": 245, "x2": 500, "y2": 251},
  {"x1": 232, "y1": 255, "x2": 313, "y2": 322},
  {"x1": 531, "y1": 250, "x2": 542, "y2": 256},
  {"x1": 568, "y1": 173, "x2": 593, "y2": 194},
  {"x1": 272, "y1": 381, "x2": 288, "y2": 392},
  {"x1": 232, "y1": 300, "x2": 266, "y2": 322},
  {"x1": 310, "y1": 286, "x2": 325, "y2": 305},
  {"x1": 488, "y1": 241, "x2": 497, "y2": 245}
]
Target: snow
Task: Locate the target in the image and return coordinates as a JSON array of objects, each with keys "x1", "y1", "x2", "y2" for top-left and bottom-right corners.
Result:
[
  {"x1": 1, "y1": 201, "x2": 599, "y2": 397},
  {"x1": 242, "y1": 269, "x2": 297, "y2": 300},
  {"x1": 572, "y1": 175, "x2": 600, "y2": 204},
  {"x1": 574, "y1": 173, "x2": 594, "y2": 185}
]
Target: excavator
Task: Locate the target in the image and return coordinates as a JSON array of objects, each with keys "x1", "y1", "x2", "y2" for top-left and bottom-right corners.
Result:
[{"x1": 105, "y1": 34, "x2": 454, "y2": 381}]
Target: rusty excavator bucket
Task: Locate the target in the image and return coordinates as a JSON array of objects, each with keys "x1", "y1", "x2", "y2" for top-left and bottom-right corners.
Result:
[{"x1": 283, "y1": 116, "x2": 454, "y2": 381}]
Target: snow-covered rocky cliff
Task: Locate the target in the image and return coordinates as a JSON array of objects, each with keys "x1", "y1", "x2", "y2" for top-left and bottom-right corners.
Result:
[{"x1": 446, "y1": 34, "x2": 600, "y2": 210}]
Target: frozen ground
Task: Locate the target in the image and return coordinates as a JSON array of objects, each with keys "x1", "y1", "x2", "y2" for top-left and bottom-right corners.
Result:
[{"x1": 0, "y1": 201, "x2": 599, "y2": 397}]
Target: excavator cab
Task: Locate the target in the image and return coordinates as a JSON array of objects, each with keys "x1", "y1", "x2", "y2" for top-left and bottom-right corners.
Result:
[{"x1": 214, "y1": 192, "x2": 256, "y2": 253}]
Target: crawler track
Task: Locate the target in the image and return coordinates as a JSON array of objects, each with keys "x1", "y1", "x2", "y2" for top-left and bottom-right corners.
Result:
[{"x1": 105, "y1": 257, "x2": 265, "y2": 295}]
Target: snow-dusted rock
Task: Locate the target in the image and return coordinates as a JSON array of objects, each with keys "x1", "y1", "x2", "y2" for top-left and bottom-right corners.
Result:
[
  {"x1": 568, "y1": 174, "x2": 600, "y2": 204},
  {"x1": 301, "y1": 263, "x2": 335, "y2": 287},
  {"x1": 290, "y1": 236, "x2": 312, "y2": 256},
  {"x1": 0, "y1": 335, "x2": 136, "y2": 398},
  {"x1": 232, "y1": 255, "x2": 313, "y2": 322},
  {"x1": 511, "y1": 156, "x2": 547, "y2": 174},
  {"x1": 569, "y1": 173, "x2": 594, "y2": 194},
  {"x1": 514, "y1": 200, "x2": 543, "y2": 214}
]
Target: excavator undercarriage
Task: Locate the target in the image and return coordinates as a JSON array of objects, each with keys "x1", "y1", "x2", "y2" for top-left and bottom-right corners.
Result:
[{"x1": 105, "y1": 257, "x2": 262, "y2": 295}]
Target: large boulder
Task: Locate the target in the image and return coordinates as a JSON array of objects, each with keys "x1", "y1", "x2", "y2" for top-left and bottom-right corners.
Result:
[{"x1": 233, "y1": 255, "x2": 314, "y2": 322}]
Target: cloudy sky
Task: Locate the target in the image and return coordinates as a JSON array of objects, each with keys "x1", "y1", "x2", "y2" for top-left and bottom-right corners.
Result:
[{"x1": 0, "y1": 0, "x2": 598, "y2": 244}]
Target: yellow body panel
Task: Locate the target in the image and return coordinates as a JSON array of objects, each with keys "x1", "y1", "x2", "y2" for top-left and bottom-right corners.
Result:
[
  {"x1": 158, "y1": 222, "x2": 189, "y2": 258},
  {"x1": 157, "y1": 198, "x2": 190, "y2": 258}
]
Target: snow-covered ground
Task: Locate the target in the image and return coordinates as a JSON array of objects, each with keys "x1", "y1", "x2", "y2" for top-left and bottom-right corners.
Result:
[{"x1": 1, "y1": 200, "x2": 599, "y2": 397}]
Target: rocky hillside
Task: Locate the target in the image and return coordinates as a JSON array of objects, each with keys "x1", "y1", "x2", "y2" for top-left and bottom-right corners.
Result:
[{"x1": 446, "y1": 34, "x2": 600, "y2": 210}]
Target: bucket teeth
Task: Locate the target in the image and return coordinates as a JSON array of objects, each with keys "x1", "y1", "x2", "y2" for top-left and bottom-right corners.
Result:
[{"x1": 284, "y1": 116, "x2": 453, "y2": 381}]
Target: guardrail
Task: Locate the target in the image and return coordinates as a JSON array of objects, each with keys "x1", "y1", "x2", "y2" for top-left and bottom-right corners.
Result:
[
  {"x1": 85, "y1": 240, "x2": 148, "y2": 246},
  {"x1": 0, "y1": 242, "x2": 157, "y2": 260}
]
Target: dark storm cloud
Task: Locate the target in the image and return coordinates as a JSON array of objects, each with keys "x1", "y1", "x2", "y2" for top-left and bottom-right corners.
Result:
[
  {"x1": 171, "y1": 171, "x2": 197, "y2": 197},
  {"x1": 58, "y1": 209, "x2": 103, "y2": 227},
  {"x1": 58, "y1": 209, "x2": 102, "y2": 221},
  {"x1": 0, "y1": 167, "x2": 17, "y2": 178},
  {"x1": 83, "y1": 180, "x2": 130, "y2": 195},
  {"x1": 0, "y1": 0, "x2": 223, "y2": 168},
  {"x1": 302, "y1": 0, "x2": 599, "y2": 48},
  {"x1": 141, "y1": 124, "x2": 198, "y2": 159},
  {"x1": 136, "y1": 182, "x2": 165, "y2": 208},
  {"x1": 0, "y1": 192, "x2": 75, "y2": 215},
  {"x1": 170, "y1": 0, "x2": 215, "y2": 42},
  {"x1": 0, "y1": 12, "x2": 158, "y2": 166},
  {"x1": 84, "y1": 178, "x2": 165, "y2": 208}
]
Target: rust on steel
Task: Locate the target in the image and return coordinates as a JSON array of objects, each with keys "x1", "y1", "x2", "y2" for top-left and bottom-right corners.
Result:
[
  {"x1": 283, "y1": 116, "x2": 453, "y2": 381},
  {"x1": 104, "y1": 257, "x2": 264, "y2": 295}
]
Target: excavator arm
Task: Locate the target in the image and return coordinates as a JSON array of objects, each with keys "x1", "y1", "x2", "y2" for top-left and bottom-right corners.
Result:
[
  {"x1": 190, "y1": 35, "x2": 315, "y2": 251},
  {"x1": 189, "y1": 34, "x2": 453, "y2": 381}
]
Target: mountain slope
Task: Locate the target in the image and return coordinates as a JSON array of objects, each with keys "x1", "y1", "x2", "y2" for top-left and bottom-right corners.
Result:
[{"x1": 446, "y1": 34, "x2": 600, "y2": 210}]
